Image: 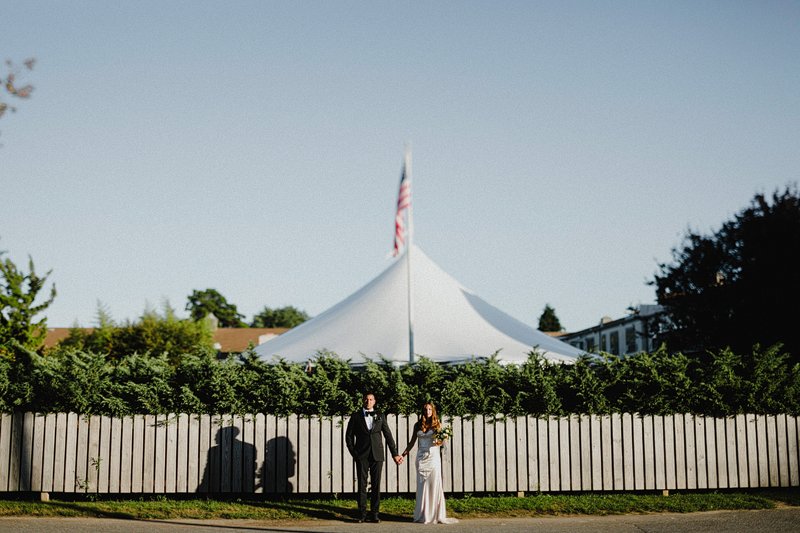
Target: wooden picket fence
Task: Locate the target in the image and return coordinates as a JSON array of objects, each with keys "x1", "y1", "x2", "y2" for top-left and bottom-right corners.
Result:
[{"x1": 1, "y1": 412, "x2": 798, "y2": 494}]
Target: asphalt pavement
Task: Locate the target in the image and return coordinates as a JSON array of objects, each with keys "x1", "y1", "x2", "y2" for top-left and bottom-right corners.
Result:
[{"x1": 2, "y1": 508, "x2": 800, "y2": 533}]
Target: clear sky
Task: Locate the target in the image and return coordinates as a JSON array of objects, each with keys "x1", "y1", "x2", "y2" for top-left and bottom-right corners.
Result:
[{"x1": 2, "y1": 1, "x2": 798, "y2": 333}]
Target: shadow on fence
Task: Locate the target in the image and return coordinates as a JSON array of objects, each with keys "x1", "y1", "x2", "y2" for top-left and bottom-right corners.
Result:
[{"x1": 1, "y1": 413, "x2": 798, "y2": 494}]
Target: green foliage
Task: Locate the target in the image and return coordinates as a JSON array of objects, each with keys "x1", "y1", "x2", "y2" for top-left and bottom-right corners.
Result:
[
  {"x1": 600, "y1": 347, "x2": 696, "y2": 415},
  {"x1": 691, "y1": 348, "x2": 744, "y2": 416},
  {"x1": 173, "y1": 351, "x2": 243, "y2": 414},
  {"x1": 0, "y1": 58, "x2": 35, "y2": 129},
  {"x1": 379, "y1": 359, "x2": 417, "y2": 415},
  {"x1": 403, "y1": 356, "x2": 447, "y2": 406},
  {"x1": 439, "y1": 362, "x2": 491, "y2": 416},
  {"x1": 115, "y1": 304, "x2": 214, "y2": 363},
  {"x1": 742, "y1": 344, "x2": 800, "y2": 414},
  {"x1": 59, "y1": 303, "x2": 214, "y2": 363},
  {"x1": 185, "y1": 288, "x2": 247, "y2": 328},
  {"x1": 0, "y1": 355, "x2": 10, "y2": 411},
  {"x1": 251, "y1": 305, "x2": 310, "y2": 328},
  {"x1": 653, "y1": 185, "x2": 800, "y2": 363},
  {"x1": 557, "y1": 355, "x2": 610, "y2": 414},
  {"x1": 357, "y1": 358, "x2": 390, "y2": 404},
  {"x1": 108, "y1": 353, "x2": 175, "y2": 415},
  {"x1": 303, "y1": 352, "x2": 359, "y2": 415},
  {"x1": 441, "y1": 354, "x2": 515, "y2": 416},
  {"x1": 1, "y1": 344, "x2": 797, "y2": 416},
  {"x1": 243, "y1": 354, "x2": 308, "y2": 417},
  {"x1": 538, "y1": 304, "x2": 563, "y2": 332},
  {"x1": 0, "y1": 247, "x2": 56, "y2": 356},
  {"x1": 0, "y1": 345, "x2": 116, "y2": 414},
  {"x1": 514, "y1": 352, "x2": 562, "y2": 416},
  {"x1": 0, "y1": 342, "x2": 36, "y2": 410}
]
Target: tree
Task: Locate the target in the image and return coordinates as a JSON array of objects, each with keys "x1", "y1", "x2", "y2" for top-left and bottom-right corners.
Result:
[
  {"x1": 1, "y1": 246, "x2": 56, "y2": 356},
  {"x1": 538, "y1": 304, "x2": 563, "y2": 332},
  {"x1": 1, "y1": 58, "x2": 35, "y2": 142},
  {"x1": 58, "y1": 301, "x2": 117, "y2": 354},
  {"x1": 60, "y1": 302, "x2": 214, "y2": 363},
  {"x1": 185, "y1": 289, "x2": 246, "y2": 328},
  {"x1": 652, "y1": 185, "x2": 800, "y2": 362},
  {"x1": 251, "y1": 305, "x2": 309, "y2": 328}
]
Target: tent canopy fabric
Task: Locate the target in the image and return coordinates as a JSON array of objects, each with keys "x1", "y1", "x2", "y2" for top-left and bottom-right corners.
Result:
[{"x1": 253, "y1": 246, "x2": 583, "y2": 364}]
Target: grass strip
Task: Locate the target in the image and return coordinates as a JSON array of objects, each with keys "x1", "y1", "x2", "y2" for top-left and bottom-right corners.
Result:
[{"x1": 0, "y1": 491, "x2": 795, "y2": 521}]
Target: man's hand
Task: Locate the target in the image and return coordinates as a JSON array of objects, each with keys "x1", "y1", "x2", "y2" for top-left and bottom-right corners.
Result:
[{"x1": 393, "y1": 455, "x2": 403, "y2": 465}]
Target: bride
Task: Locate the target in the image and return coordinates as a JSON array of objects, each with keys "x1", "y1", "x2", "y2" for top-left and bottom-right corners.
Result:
[{"x1": 401, "y1": 402, "x2": 458, "y2": 524}]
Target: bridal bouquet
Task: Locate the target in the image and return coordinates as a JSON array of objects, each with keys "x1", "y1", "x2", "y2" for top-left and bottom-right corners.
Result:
[{"x1": 434, "y1": 424, "x2": 453, "y2": 442}]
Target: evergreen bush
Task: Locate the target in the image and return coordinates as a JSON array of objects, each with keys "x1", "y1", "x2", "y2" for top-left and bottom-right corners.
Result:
[{"x1": 0, "y1": 342, "x2": 797, "y2": 416}]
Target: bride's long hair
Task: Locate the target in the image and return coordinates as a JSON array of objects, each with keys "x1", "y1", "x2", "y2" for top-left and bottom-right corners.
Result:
[{"x1": 419, "y1": 402, "x2": 441, "y2": 433}]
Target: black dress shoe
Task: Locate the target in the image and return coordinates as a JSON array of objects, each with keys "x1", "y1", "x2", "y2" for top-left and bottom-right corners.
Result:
[
  {"x1": 357, "y1": 517, "x2": 366, "y2": 523},
  {"x1": 368, "y1": 514, "x2": 380, "y2": 523}
]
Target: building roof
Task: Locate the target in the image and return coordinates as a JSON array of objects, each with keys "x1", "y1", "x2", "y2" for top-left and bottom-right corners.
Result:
[
  {"x1": 211, "y1": 327, "x2": 288, "y2": 352},
  {"x1": 559, "y1": 305, "x2": 665, "y2": 340}
]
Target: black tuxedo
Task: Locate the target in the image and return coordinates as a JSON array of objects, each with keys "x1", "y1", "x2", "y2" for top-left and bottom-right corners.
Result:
[{"x1": 345, "y1": 409, "x2": 398, "y2": 519}]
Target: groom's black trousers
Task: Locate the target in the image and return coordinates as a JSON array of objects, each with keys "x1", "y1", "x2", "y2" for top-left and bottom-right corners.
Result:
[{"x1": 355, "y1": 455, "x2": 383, "y2": 516}]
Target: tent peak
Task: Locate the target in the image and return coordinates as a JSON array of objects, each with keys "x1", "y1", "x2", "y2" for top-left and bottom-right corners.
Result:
[{"x1": 254, "y1": 247, "x2": 583, "y2": 364}]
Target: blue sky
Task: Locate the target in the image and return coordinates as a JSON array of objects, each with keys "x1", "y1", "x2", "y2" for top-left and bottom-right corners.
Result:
[{"x1": 2, "y1": 1, "x2": 798, "y2": 333}]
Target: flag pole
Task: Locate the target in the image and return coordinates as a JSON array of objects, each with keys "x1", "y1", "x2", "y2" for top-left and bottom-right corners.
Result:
[{"x1": 404, "y1": 145, "x2": 415, "y2": 363}]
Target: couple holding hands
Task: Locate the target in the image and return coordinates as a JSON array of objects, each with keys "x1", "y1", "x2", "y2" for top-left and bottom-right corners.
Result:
[{"x1": 345, "y1": 392, "x2": 458, "y2": 525}]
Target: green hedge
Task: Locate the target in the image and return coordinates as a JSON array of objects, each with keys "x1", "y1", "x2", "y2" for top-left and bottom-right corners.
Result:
[{"x1": 1, "y1": 343, "x2": 798, "y2": 417}]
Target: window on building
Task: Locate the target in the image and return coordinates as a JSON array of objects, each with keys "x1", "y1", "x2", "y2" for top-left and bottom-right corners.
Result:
[
  {"x1": 571, "y1": 340, "x2": 584, "y2": 350},
  {"x1": 625, "y1": 327, "x2": 636, "y2": 354},
  {"x1": 600, "y1": 333, "x2": 607, "y2": 352},
  {"x1": 586, "y1": 337, "x2": 595, "y2": 352},
  {"x1": 609, "y1": 330, "x2": 620, "y2": 355}
]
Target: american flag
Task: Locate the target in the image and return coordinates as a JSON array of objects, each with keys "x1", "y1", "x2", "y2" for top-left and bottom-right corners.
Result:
[{"x1": 392, "y1": 164, "x2": 411, "y2": 256}]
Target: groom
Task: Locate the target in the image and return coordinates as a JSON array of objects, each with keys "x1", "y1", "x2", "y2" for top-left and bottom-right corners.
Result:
[{"x1": 345, "y1": 392, "x2": 403, "y2": 523}]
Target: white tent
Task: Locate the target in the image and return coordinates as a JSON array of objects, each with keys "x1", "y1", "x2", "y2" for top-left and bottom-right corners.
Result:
[{"x1": 253, "y1": 246, "x2": 583, "y2": 364}]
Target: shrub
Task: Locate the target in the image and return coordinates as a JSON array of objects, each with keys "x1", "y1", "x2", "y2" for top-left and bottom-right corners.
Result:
[{"x1": 0, "y1": 344, "x2": 796, "y2": 416}]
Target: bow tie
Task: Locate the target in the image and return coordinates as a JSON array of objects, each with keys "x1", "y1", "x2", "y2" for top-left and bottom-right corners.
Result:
[{"x1": 364, "y1": 411, "x2": 375, "y2": 417}]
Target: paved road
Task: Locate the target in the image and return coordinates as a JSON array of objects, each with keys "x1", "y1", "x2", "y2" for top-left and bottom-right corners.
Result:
[{"x1": 2, "y1": 509, "x2": 800, "y2": 533}]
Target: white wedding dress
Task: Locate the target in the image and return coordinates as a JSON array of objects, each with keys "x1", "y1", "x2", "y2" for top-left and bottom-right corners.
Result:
[{"x1": 413, "y1": 429, "x2": 458, "y2": 524}]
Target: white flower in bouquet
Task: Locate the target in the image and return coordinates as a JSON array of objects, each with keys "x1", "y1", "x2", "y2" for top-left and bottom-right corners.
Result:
[{"x1": 434, "y1": 424, "x2": 453, "y2": 443}]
